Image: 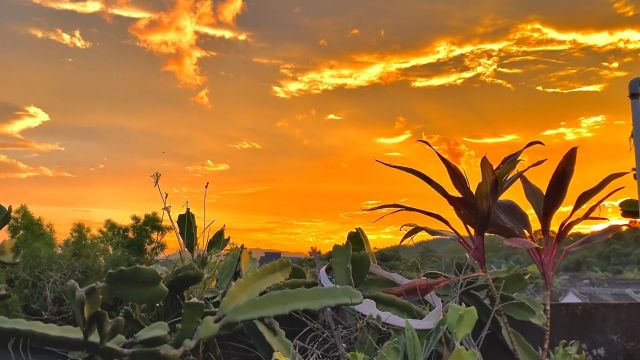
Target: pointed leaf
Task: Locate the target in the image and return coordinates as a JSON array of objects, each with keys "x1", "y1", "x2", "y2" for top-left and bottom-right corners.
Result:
[
  {"x1": 520, "y1": 175, "x2": 545, "y2": 224},
  {"x1": 566, "y1": 172, "x2": 629, "y2": 221},
  {"x1": 400, "y1": 224, "x2": 455, "y2": 244},
  {"x1": 220, "y1": 258, "x2": 292, "y2": 314},
  {"x1": 254, "y1": 318, "x2": 301, "y2": 360},
  {"x1": 418, "y1": 140, "x2": 475, "y2": 201},
  {"x1": 565, "y1": 224, "x2": 625, "y2": 253},
  {"x1": 504, "y1": 238, "x2": 540, "y2": 250},
  {"x1": 489, "y1": 200, "x2": 533, "y2": 238},
  {"x1": 177, "y1": 209, "x2": 197, "y2": 255},
  {"x1": 207, "y1": 225, "x2": 230, "y2": 253},
  {"x1": 330, "y1": 242, "x2": 354, "y2": 287},
  {"x1": 450, "y1": 347, "x2": 479, "y2": 360},
  {"x1": 368, "y1": 203, "x2": 460, "y2": 239},
  {"x1": 404, "y1": 321, "x2": 422, "y2": 360},
  {"x1": 376, "y1": 160, "x2": 454, "y2": 202},
  {"x1": 224, "y1": 287, "x2": 363, "y2": 323},
  {"x1": 542, "y1": 147, "x2": 578, "y2": 235}
]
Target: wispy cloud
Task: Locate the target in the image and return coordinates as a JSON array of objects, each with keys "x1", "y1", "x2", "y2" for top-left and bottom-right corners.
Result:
[
  {"x1": 273, "y1": 22, "x2": 640, "y2": 98},
  {"x1": 32, "y1": 0, "x2": 249, "y2": 106},
  {"x1": 325, "y1": 113, "x2": 343, "y2": 120},
  {"x1": 28, "y1": 27, "x2": 92, "y2": 48},
  {"x1": 0, "y1": 154, "x2": 71, "y2": 178},
  {"x1": 228, "y1": 140, "x2": 261, "y2": 149},
  {"x1": 0, "y1": 105, "x2": 63, "y2": 151},
  {"x1": 191, "y1": 88, "x2": 211, "y2": 108},
  {"x1": 535, "y1": 84, "x2": 605, "y2": 93},
  {"x1": 542, "y1": 115, "x2": 606, "y2": 140},
  {"x1": 611, "y1": 0, "x2": 636, "y2": 16},
  {"x1": 186, "y1": 160, "x2": 230, "y2": 173},
  {"x1": 423, "y1": 134, "x2": 477, "y2": 168},
  {"x1": 464, "y1": 134, "x2": 521, "y2": 143},
  {"x1": 375, "y1": 130, "x2": 412, "y2": 144}
]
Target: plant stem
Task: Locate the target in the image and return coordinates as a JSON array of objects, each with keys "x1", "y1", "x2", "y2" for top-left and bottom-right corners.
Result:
[
  {"x1": 542, "y1": 286, "x2": 552, "y2": 360},
  {"x1": 485, "y1": 273, "x2": 521, "y2": 360}
]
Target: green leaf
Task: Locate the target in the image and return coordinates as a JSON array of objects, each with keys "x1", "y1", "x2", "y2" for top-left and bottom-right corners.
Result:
[
  {"x1": 129, "y1": 345, "x2": 182, "y2": 360},
  {"x1": 170, "y1": 300, "x2": 204, "y2": 348},
  {"x1": 164, "y1": 262, "x2": 204, "y2": 294},
  {"x1": 446, "y1": 304, "x2": 477, "y2": 342},
  {"x1": 347, "y1": 228, "x2": 377, "y2": 265},
  {"x1": 404, "y1": 321, "x2": 422, "y2": 360},
  {"x1": 216, "y1": 246, "x2": 242, "y2": 292},
  {"x1": 224, "y1": 286, "x2": 363, "y2": 323},
  {"x1": 450, "y1": 347, "x2": 479, "y2": 360},
  {"x1": 503, "y1": 328, "x2": 540, "y2": 360},
  {"x1": 330, "y1": 242, "x2": 354, "y2": 287},
  {"x1": 376, "y1": 334, "x2": 404, "y2": 360},
  {"x1": 365, "y1": 292, "x2": 427, "y2": 319},
  {"x1": 207, "y1": 225, "x2": 230, "y2": 253},
  {"x1": 254, "y1": 318, "x2": 301, "y2": 360},
  {"x1": 131, "y1": 322, "x2": 170, "y2": 347},
  {"x1": 351, "y1": 251, "x2": 371, "y2": 288},
  {"x1": 177, "y1": 208, "x2": 197, "y2": 255},
  {"x1": 289, "y1": 264, "x2": 307, "y2": 280},
  {"x1": 219, "y1": 258, "x2": 292, "y2": 315},
  {"x1": 501, "y1": 294, "x2": 537, "y2": 322},
  {"x1": 194, "y1": 316, "x2": 222, "y2": 341},
  {"x1": 105, "y1": 266, "x2": 168, "y2": 304}
]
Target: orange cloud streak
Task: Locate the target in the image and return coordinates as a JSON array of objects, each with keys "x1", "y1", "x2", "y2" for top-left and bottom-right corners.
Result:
[
  {"x1": 0, "y1": 105, "x2": 63, "y2": 151},
  {"x1": 273, "y1": 22, "x2": 640, "y2": 97},
  {"x1": 28, "y1": 28, "x2": 92, "y2": 48}
]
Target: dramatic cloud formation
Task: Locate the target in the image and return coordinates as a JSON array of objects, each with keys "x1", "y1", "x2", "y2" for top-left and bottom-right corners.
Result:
[
  {"x1": 542, "y1": 115, "x2": 607, "y2": 140},
  {"x1": 464, "y1": 134, "x2": 521, "y2": 143},
  {"x1": 186, "y1": 160, "x2": 230, "y2": 173},
  {"x1": 0, "y1": 154, "x2": 71, "y2": 178},
  {"x1": 31, "y1": 0, "x2": 249, "y2": 106},
  {"x1": 611, "y1": 0, "x2": 636, "y2": 16},
  {"x1": 28, "y1": 27, "x2": 92, "y2": 48},
  {"x1": 273, "y1": 22, "x2": 640, "y2": 97},
  {"x1": 0, "y1": 105, "x2": 63, "y2": 151},
  {"x1": 423, "y1": 135, "x2": 478, "y2": 168},
  {"x1": 228, "y1": 140, "x2": 261, "y2": 149},
  {"x1": 191, "y1": 88, "x2": 212, "y2": 107},
  {"x1": 375, "y1": 130, "x2": 412, "y2": 144}
]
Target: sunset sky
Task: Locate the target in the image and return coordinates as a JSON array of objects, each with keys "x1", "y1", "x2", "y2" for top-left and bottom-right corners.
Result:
[{"x1": 2, "y1": 0, "x2": 640, "y2": 253}]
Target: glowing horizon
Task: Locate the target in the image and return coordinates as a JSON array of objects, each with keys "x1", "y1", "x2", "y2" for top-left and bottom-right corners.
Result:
[{"x1": 1, "y1": 0, "x2": 639, "y2": 253}]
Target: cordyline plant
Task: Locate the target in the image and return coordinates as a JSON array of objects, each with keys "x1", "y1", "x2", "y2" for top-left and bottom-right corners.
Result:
[
  {"x1": 369, "y1": 139, "x2": 546, "y2": 359},
  {"x1": 502, "y1": 146, "x2": 630, "y2": 359}
]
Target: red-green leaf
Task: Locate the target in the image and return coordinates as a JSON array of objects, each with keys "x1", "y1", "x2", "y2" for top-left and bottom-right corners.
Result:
[
  {"x1": 541, "y1": 147, "x2": 578, "y2": 235},
  {"x1": 375, "y1": 160, "x2": 455, "y2": 202},
  {"x1": 496, "y1": 141, "x2": 545, "y2": 171},
  {"x1": 504, "y1": 237, "x2": 540, "y2": 249},
  {"x1": 564, "y1": 171, "x2": 630, "y2": 223},
  {"x1": 520, "y1": 175, "x2": 545, "y2": 224},
  {"x1": 565, "y1": 224, "x2": 625, "y2": 252},
  {"x1": 399, "y1": 223, "x2": 456, "y2": 244},
  {"x1": 418, "y1": 140, "x2": 475, "y2": 202},
  {"x1": 489, "y1": 200, "x2": 533, "y2": 239},
  {"x1": 557, "y1": 187, "x2": 624, "y2": 240}
]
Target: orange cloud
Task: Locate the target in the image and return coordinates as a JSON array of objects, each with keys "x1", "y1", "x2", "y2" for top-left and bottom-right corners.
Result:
[
  {"x1": 191, "y1": 88, "x2": 212, "y2": 107},
  {"x1": 463, "y1": 134, "x2": 521, "y2": 143},
  {"x1": 186, "y1": 160, "x2": 230, "y2": 173},
  {"x1": 535, "y1": 84, "x2": 605, "y2": 93},
  {"x1": 325, "y1": 113, "x2": 343, "y2": 120},
  {"x1": 611, "y1": 0, "x2": 636, "y2": 17},
  {"x1": 217, "y1": 0, "x2": 244, "y2": 25},
  {"x1": 376, "y1": 130, "x2": 412, "y2": 144},
  {"x1": 0, "y1": 154, "x2": 71, "y2": 178},
  {"x1": 541, "y1": 115, "x2": 606, "y2": 140},
  {"x1": 228, "y1": 140, "x2": 261, "y2": 149},
  {"x1": 32, "y1": 0, "x2": 249, "y2": 104},
  {"x1": 129, "y1": 0, "x2": 217, "y2": 87},
  {"x1": 423, "y1": 134, "x2": 477, "y2": 168},
  {"x1": 273, "y1": 22, "x2": 640, "y2": 97},
  {"x1": 0, "y1": 105, "x2": 63, "y2": 151},
  {"x1": 28, "y1": 28, "x2": 92, "y2": 48}
]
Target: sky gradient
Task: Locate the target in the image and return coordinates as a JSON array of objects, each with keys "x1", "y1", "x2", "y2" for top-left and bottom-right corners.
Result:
[{"x1": 2, "y1": 0, "x2": 640, "y2": 253}]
